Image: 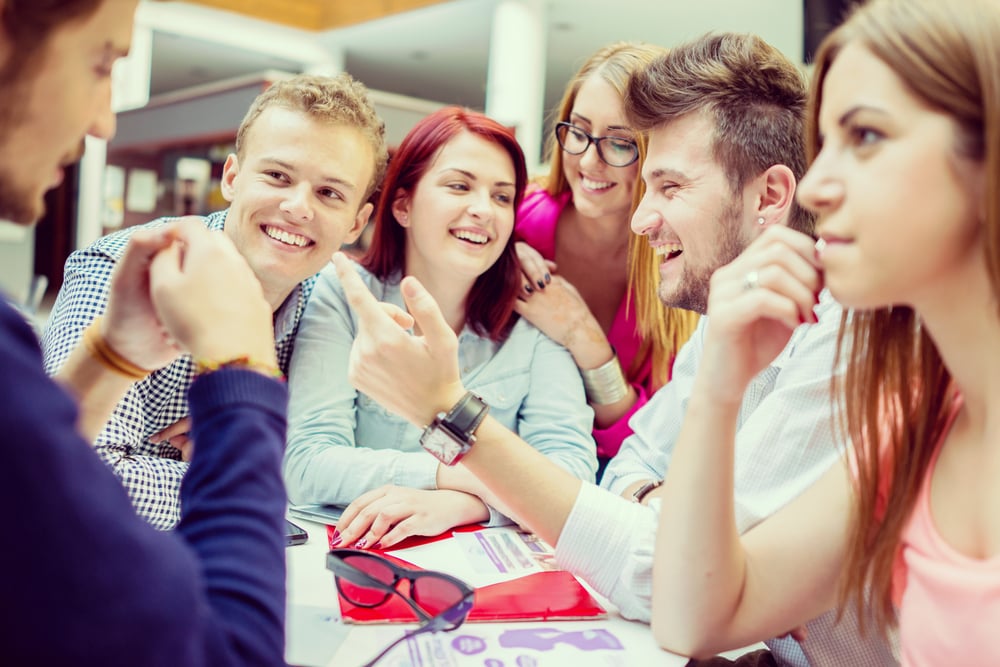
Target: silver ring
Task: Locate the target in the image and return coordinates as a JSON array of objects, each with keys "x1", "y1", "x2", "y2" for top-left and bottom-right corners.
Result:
[{"x1": 743, "y1": 270, "x2": 760, "y2": 291}]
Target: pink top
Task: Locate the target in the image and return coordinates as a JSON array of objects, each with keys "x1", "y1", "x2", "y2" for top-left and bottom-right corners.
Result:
[
  {"x1": 893, "y1": 396, "x2": 1000, "y2": 666},
  {"x1": 515, "y1": 189, "x2": 652, "y2": 460}
]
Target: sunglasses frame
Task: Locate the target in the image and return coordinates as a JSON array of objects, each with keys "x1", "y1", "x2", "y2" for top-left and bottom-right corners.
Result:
[{"x1": 326, "y1": 548, "x2": 474, "y2": 626}]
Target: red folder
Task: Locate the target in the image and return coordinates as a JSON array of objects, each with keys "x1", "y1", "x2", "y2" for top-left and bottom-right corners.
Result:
[{"x1": 327, "y1": 525, "x2": 607, "y2": 624}]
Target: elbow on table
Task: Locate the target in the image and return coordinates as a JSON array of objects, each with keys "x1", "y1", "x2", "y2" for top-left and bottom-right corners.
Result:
[{"x1": 651, "y1": 608, "x2": 733, "y2": 660}]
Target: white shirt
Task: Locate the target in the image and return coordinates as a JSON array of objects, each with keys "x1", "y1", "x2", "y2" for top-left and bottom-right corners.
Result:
[{"x1": 556, "y1": 291, "x2": 898, "y2": 666}]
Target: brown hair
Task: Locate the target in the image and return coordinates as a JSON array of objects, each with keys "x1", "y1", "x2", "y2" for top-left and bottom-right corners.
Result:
[
  {"x1": 0, "y1": 0, "x2": 105, "y2": 82},
  {"x1": 236, "y1": 73, "x2": 388, "y2": 202},
  {"x1": 625, "y1": 32, "x2": 814, "y2": 235},
  {"x1": 543, "y1": 42, "x2": 699, "y2": 390},
  {"x1": 808, "y1": 0, "x2": 998, "y2": 637}
]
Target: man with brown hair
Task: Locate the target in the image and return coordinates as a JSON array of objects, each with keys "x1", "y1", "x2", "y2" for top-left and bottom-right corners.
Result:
[
  {"x1": 42, "y1": 72, "x2": 389, "y2": 528},
  {"x1": 1, "y1": 1, "x2": 295, "y2": 663},
  {"x1": 327, "y1": 32, "x2": 897, "y2": 666}
]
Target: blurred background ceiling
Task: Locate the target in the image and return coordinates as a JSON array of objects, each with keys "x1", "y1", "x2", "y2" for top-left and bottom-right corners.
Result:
[{"x1": 149, "y1": 0, "x2": 805, "y2": 114}]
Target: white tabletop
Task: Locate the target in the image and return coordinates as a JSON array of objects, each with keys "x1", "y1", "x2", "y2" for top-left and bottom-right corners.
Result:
[{"x1": 285, "y1": 518, "x2": 690, "y2": 667}]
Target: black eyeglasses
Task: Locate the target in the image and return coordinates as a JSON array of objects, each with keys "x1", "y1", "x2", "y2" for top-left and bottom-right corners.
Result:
[
  {"x1": 327, "y1": 548, "x2": 475, "y2": 666},
  {"x1": 554, "y1": 121, "x2": 639, "y2": 167}
]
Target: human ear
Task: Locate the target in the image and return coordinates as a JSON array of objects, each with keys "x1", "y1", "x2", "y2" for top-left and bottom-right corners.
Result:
[
  {"x1": 345, "y1": 202, "x2": 373, "y2": 244},
  {"x1": 220, "y1": 154, "x2": 240, "y2": 203},
  {"x1": 391, "y1": 189, "x2": 411, "y2": 227},
  {"x1": 755, "y1": 164, "x2": 796, "y2": 227}
]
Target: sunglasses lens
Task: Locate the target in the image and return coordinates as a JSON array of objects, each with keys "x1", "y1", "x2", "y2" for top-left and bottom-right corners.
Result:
[
  {"x1": 412, "y1": 577, "x2": 466, "y2": 616},
  {"x1": 338, "y1": 554, "x2": 396, "y2": 606}
]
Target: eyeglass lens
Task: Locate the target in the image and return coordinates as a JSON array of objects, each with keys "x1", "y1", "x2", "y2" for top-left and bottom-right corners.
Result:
[
  {"x1": 555, "y1": 122, "x2": 637, "y2": 167},
  {"x1": 337, "y1": 552, "x2": 466, "y2": 616}
]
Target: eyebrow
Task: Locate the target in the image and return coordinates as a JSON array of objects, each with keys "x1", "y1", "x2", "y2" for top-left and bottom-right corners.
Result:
[
  {"x1": 440, "y1": 167, "x2": 515, "y2": 189},
  {"x1": 262, "y1": 158, "x2": 357, "y2": 190},
  {"x1": 644, "y1": 166, "x2": 688, "y2": 182},
  {"x1": 569, "y1": 112, "x2": 631, "y2": 133},
  {"x1": 837, "y1": 105, "x2": 889, "y2": 128}
]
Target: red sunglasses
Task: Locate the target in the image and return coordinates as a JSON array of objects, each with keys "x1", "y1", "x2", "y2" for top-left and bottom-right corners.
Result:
[{"x1": 327, "y1": 548, "x2": 475, "y2": 666}]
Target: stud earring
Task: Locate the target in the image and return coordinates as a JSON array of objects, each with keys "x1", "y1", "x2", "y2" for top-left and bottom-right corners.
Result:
[{"x1": 757, "y1": 217, "x2": 765, "y2": 225}]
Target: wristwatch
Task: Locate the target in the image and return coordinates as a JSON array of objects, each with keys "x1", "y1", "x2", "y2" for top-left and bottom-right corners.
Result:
[
  {"x1": 632, "y1": 480, "x2": 663, "y2": 504},
  {"x1": 419, "y1": 392, "x2": 490, "y2": 465}
]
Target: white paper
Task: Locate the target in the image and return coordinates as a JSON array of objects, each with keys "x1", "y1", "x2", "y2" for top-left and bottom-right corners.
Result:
[
  {"x1": 389, "y1": 527, "x2": 554, "y2": 588},
  {"x1": 332, "y1": 619, "x2": 688, "y2": 667}
]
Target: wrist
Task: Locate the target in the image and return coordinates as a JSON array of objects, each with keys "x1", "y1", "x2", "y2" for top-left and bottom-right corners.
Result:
[
  {"x1": 194, "y1": 355, "x2": 283, "y2": 380},
  {"x1": 84, "y1": 316, "x2": 151, "y2": 380},
  {"x1": 580, "y1": 349, "x2": 629, "y2": 405}
]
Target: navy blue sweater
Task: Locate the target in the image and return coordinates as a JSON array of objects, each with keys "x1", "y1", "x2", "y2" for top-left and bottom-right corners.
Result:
[{"x1": 0, "y1": 300, "x2": 288, "y2": 666}]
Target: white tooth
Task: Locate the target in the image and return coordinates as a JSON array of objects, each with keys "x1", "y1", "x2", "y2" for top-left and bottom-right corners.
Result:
[
  {"x1": 581, "y1": 177, "x2": 613, "y2": 191},
  {"x1": 655, "y1": 244, "x2": 682, "y2": 256},
  {"x1": 453, "y1": 230, "x2": 488, "y2": 244},
  {"x1": 265, "y1": 225, "x2": 309, "y2": 247}
]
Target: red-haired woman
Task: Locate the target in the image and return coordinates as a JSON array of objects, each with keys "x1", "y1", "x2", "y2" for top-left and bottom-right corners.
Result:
[{"x1": 284, "y1": 107, "x2": 597, "y2": 548}]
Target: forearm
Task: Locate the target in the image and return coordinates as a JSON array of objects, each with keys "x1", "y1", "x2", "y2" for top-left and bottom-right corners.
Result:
[
  {"x1": 55, "y1": 341, "x2": 139, "y2": 442},
  {"x1": 456, "y1": 417, "x2": 582, "y2": 546},
  {"x1": 436, "y1": 462, "x2": 522, "y2": 524},
  {"x1": 650, "y1": 379, "x2": 747, "y2": 657},
  {"x1": 590, "y1": 384, "x2": 638, "y2": 430},
  {"x1": 284, "y1": 438, "x2": 438, "y2": 506},
  {"x1": 177, "y1": 369, "x2": 288, "y2": 666}
]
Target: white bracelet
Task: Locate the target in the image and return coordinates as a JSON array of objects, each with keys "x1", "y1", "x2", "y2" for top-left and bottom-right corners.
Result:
[{"x1": 580, "y1": 354, "x2": 629, "y2": 405}]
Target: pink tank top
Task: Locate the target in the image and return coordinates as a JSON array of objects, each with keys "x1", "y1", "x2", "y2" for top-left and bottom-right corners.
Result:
[{"x1": 895, "y1": 396, "x2": 1000, "y2": 666}]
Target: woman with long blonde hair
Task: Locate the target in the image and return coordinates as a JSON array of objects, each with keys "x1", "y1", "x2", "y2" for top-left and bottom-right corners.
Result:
[{"x1": 514, "y1": 43, "x2": 698, "y2": 476}]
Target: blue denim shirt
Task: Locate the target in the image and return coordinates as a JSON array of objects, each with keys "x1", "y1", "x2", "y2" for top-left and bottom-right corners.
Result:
[{"x1": 284, "y1": 261, "x2": 597, "y2": 524}]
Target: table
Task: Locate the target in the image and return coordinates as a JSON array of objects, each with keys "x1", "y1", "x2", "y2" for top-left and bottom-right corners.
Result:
[{"x1": 285, "y1": 518, "x2": 692, "y2": 667}]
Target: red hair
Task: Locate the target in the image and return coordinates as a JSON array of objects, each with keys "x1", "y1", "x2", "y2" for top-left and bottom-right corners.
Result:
[{"x1": 362, "y1": 106, "x2": 527, "y2": 341}]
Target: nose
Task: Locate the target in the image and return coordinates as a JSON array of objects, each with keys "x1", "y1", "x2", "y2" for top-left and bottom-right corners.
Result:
[
  {"x1": 466, "y1": 188, "x2": 494, "y2": 220},
  {"x1": 630, "y1": 195, "x2": 661, "y2": 236},
  {"x1": 279, "y1": 182, "x2": 315, "y2": 221},
  {"x1": 796, "y1": 152, "x2": 843, "y2": 216},
  {"x1": 578, "y1": 139, "x2": 603, "y2": 170},
  {"x1": 88, "y1": 83, "x2": 116, "y2": 140}
]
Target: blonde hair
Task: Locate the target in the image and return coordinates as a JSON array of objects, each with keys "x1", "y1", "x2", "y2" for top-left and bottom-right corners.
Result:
[
  {"x1": 807, "y1": 0, "x2": 997, "y2": 637},
  {"x1": 236, "y1": 73, "x2": 388, "y2": 201},
  {"x1": 544, "y1": 42, "x2": 699, "y2": 389}
]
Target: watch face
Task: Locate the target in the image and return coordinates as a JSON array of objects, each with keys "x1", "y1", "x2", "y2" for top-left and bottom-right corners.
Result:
[{"x1": 421, "y1": 425, "x2": 466, "y2": 465}]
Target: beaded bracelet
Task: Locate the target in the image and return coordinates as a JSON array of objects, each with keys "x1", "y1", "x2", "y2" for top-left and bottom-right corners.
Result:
[
  {"x1": 194, "y1": 356, "x2": 285, "y2": 381},
  {"x1": 82, "y1": 316, "x2": 150, "y2": 381},
  {"x1": 580, "y1": 353, "x2": 629, "y2": 405}
]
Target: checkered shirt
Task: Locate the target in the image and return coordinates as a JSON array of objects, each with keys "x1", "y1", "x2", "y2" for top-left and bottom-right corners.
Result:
[{"x1": 41, "y1": 209, "x2": 314, "y2": 529}]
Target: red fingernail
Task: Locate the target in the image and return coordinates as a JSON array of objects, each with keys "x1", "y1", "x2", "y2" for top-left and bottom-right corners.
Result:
[
  {"x1": 354, "y1": 538, "x2": 367, "y2": 549},
  {"x1": 373, "y1": 541, "x2": 383, "y2": 550},
  {"x1": 330, "y1": 536, "x2": 342, "y2": 547}
]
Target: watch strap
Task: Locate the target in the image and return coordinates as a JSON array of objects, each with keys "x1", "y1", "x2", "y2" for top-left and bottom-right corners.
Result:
[
  {"x1": 442, "y1": 391, "x2": 489, "y2": 440},
  {"x1": 632, "y1": 479, "x2": 663, "y2": 504}
]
